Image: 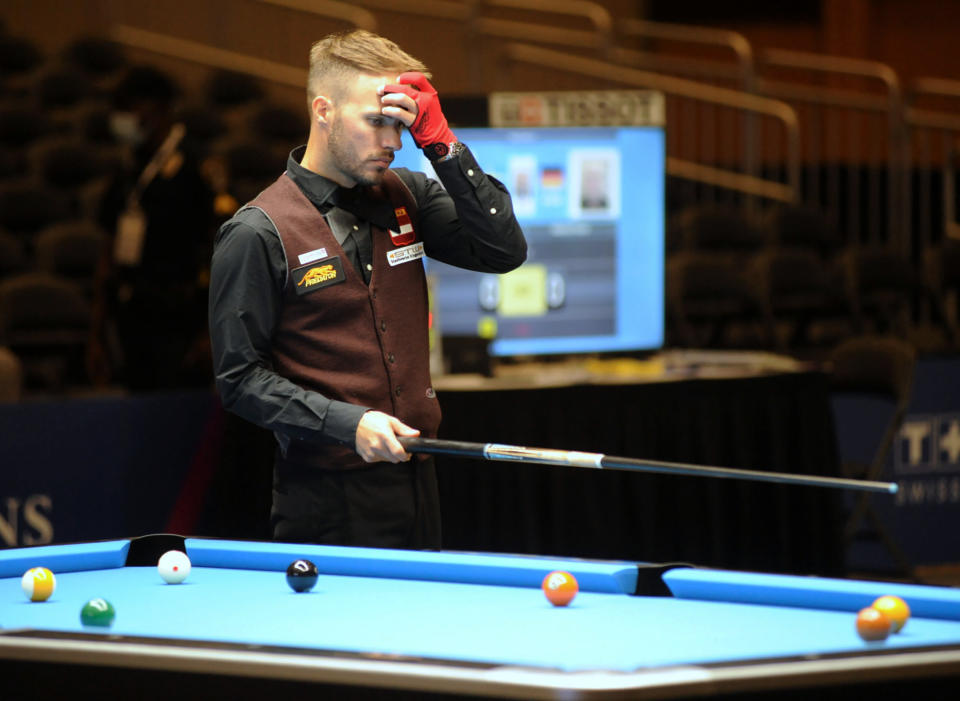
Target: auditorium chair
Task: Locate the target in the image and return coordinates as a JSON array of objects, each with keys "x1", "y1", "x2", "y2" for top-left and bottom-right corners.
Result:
[
  {"x1": 829, "y1": 335, "x2": 917, "y2": 580},
  {"x1": 838, "y1": 246, "x2": 918, "y2": 337},
  {"x1": 0, "y1": 180, "x2": 74, "y2": 239},
  {"x1": 0, "y1": 105, "x2": 54, "y2": 151},
  {"x1": 921, "y1": 239, "x2": 960, "y2": 349},
  {"x1": 749, "y1": 246, "x2": 850, "y2": 353},
  {"x1": 0, "y1": 272, "x2": 92, "y2": 392},
  {"x1": 666, "y1": 249, "x2": 768, "y2": 348},
  {"x1": 33, "y1": 139, "x2": 108, "y2": 190},
  {"x1": 250, "y1": 103, "x2": 305, "y2": 147},
  {"x1": 62, "y1": 36, "x2": 127, "y2": 84},
  {"x1": 0, "y1": 34, "x2": 44, "y2": 97},
  {"x1": 665, "y1": 204, "x2": 769, "y2": 348},
  {"x1": 0, "y1": 230, "x2": 27, "y2": 280},
  {"x1": 669, "y1": 203, "x2": 766, "y2": 253},
  {"x1": 35, "y1": 65, "x2": 96, "y2": 111},
  {"x1": 763, "y1": 202, "x2": 842, "y2": 260},
  {"x1": 0, "y1": 345, "x2": 22, "y2": 402},
  {"x1": 33, "y1": 221, "x2": 107, "y2": 297}
]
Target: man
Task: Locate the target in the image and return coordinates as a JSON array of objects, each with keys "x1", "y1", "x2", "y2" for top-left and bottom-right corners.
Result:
[
  {"x1": 208, "y1": 31, "x2": 526, "y2": 549},
  {"x1": 95, "y1": 65, "x2": 215, "y2": 391}
]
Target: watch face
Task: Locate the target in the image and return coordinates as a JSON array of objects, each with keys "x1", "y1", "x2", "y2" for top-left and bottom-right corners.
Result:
[{"x1": 428, "y1": 142, "x2": 450, "y2": 159}]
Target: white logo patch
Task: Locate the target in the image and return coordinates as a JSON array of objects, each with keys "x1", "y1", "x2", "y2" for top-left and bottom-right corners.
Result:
[
  {"x1": 386, "y1": 242, "x2": 425, "y2": 267},
  {"x1": 298, "y1": 247, "x2": 328, "y2": 265}
]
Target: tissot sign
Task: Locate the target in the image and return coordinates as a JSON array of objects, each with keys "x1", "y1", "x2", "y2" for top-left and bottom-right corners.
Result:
[
  {"x1": 847, "y1": 357, "x2": 960, "y2": 568},
  {"x1": 489, "y1": 90, "x2": 665, "y2": 128}
]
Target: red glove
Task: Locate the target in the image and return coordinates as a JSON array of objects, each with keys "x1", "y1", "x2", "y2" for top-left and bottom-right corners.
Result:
[{"x1": 384, "y1": 72, "x2": 457, "y2": 153}]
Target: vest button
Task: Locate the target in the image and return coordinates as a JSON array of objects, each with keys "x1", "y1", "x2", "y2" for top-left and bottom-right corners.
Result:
[
  {"x1": 380, "y1": 320, "x2": 387, "y2": 331},
  {"x1": 426, "y1": 387, "x2": 435, "y2": 399},
  {"x1": 388, "y1": 353, "x2": 395, "y2": 363},
  {"x1": 395, "y1": 386, "x2": 402, "y2": 396}
]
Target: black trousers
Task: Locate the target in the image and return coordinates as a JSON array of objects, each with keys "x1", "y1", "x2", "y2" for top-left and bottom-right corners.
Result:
[{"x1": 270, "y1": 455, "x2": 441, "y2": 549}]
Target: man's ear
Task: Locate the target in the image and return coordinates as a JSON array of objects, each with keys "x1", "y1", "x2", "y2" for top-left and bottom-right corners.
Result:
[{"x1": 312, "y1": 95, "x2": 333, "y2": 126}]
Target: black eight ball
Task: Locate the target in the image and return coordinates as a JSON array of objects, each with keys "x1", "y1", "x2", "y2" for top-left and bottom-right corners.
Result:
[{"x1": 286, "y1": 559, "x2": 319, "y2": 593}]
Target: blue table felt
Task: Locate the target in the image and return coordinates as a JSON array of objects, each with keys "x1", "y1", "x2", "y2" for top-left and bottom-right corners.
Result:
[{"x1": 4, "y1": 539, "x2": 960, "y2": 674}]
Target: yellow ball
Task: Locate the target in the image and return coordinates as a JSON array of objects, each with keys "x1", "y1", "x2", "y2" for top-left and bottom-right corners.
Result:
[
  {"x1": 21, "y1": 567, "x2": 56, "y2": 602},
  {"x1": 872, "y1": 595, "x2": 910, "y2": 633}
]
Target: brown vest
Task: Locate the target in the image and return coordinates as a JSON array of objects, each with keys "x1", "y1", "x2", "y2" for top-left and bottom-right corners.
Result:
[{"x1": 249, "y1": 171, "x2": 441, "y2": 470}]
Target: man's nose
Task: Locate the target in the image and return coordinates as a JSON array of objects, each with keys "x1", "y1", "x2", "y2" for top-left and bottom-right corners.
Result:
[{"x1": 382, "y1": 125, "x2": 402, "y2": 150}]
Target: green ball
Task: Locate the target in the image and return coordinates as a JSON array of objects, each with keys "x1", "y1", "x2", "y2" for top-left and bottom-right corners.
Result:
[{"x1": 80, "y1": 598, "x2": 116, "y2": 627}]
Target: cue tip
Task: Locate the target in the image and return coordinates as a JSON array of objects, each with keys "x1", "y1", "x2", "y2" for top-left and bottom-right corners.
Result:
[{"x1": 889, "y1": 482, "x2": 899, "y2": 494}]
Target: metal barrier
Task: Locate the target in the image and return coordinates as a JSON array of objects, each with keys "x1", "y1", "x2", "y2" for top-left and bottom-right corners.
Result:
[
  {"x1": 755, "y1": 49, "x2": 906, "y2": 253},
  {"x1": 257, "y1": 0, "x2": 378, "y2": 31},
  {"x1": 111, "y1": 25, "x2": 307, "y2": 88},
  {"x1": 613, "y1": 18, "x2": 754, "y2": 91},
  {"x1": 607, "y1": 20, "x2": 759, "y2": 205},
  {"x1": 500, "y1": 42, "x2": 800, "y2": 207},
  {"x1": 906, "y1": 78, "x2": 960, "y2": 246},
  {"x1": 110, "y1": 2, "x2": 958, "y2": 317}
]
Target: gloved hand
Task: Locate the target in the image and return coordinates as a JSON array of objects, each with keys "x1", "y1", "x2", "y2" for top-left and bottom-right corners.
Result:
[{"x1": 384, "y1": 72, "x2": 457, "y2": 154}]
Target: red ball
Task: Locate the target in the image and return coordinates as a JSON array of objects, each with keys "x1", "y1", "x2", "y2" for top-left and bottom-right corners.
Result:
[
  {"x1": 856, "y1": 606, "x2": 891, "y2": 642},
  {"x1": 542, "y1": 570, "x2": 578, "y2": 607}
]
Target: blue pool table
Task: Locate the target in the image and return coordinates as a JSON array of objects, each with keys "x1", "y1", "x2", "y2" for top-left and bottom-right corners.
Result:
[{"x1": 3, "y1": 535, "x2": 960, "y2": 699}]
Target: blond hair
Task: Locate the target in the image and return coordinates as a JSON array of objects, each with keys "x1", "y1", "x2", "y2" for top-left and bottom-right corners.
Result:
[{"x1": 307, "y1": 30, "x2": 430, "y2": 108}]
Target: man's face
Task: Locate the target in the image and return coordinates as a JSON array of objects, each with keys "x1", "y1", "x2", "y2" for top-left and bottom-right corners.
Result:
[{"x1": 326, "y1": 74, "x2": 404, "y2": 187}]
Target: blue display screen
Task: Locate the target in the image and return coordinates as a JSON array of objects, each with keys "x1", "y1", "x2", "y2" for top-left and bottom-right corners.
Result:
[{"x1": 391, "y1": 126, "x2": 665, "y2": 357}]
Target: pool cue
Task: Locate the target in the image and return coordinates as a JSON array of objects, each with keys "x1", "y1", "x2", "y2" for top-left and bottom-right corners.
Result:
[{"x1": 397, "y1": 437, "x2": 898, "y2": 495}]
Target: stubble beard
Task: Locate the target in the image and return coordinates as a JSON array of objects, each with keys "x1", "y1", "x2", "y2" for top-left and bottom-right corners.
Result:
[{"x1": 328, "y1": 116, "x2": 387, "y2": 188}]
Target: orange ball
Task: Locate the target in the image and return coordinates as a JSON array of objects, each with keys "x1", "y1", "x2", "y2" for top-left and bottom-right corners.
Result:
[
  {"x1": 872, "y1": 595, "x2": 910, "y2": 633},
  {"x1": 542, "y1": 570, "x2": 578, "y2": 607},
  {"x1": 856, "y1": 606, "x2": 891, "y2": 642}
]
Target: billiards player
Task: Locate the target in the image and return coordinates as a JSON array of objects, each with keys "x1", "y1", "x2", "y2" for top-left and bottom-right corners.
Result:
[{"x1": 208, "y1": 30, "x2": 526, "y2": 549}]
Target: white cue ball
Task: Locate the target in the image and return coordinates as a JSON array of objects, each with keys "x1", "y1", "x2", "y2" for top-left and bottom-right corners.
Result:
[{"x1": 157, "y1": 550, "x2": 191, "y2": 584}]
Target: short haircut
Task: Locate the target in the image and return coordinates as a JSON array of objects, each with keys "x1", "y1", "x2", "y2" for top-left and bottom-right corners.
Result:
[{"x1": 307, "y1": 30, "x2": 430, "y2": 108}]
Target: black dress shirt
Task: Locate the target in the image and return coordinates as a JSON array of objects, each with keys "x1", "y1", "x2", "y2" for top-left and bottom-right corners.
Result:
[{"x1": 208, "y1": 144, "x2": 526, "y2": 449}]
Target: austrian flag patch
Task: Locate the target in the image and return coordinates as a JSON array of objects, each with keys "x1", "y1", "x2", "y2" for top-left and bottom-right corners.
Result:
[{"x1": 390, "y1": 207, "x2": 415, "y2": 246}]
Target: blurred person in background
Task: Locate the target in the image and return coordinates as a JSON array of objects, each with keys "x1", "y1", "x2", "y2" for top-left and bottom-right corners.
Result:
[{"x1": 93, "y1": 65, "x2": 216, "y2": 391}]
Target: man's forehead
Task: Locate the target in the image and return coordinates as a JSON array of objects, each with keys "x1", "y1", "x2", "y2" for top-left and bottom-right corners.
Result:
[{"x1": 342, "y1": 73, "x2": 393, "y2": 106}]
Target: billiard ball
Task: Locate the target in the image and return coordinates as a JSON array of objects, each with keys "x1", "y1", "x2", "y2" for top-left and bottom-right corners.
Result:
[
  {"x1": 872, "y1": 595, "x2": 910, "y2": 633},
  {"x1": 80, "y1": 598, "x2": 116, "y2": 627},
  {"x1": 856, "y1": 606, "x2": 891, "y2": 642},
  {"x1": 286, "y1": 559, "x2": 319, "y2": 593},
  {"x1": 21, "y1": 567, "x2": 56, "y2": 602},
  {"x1": 542, "y1": 570, "x2": 578, "y2": 607},
  {"x1": 157, "y1": 550, "x2": 191, "y2": 584}
]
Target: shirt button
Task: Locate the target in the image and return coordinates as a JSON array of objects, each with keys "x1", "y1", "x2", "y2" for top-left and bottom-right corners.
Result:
[
  {"x1": 353, "y1": 225, "x2": 359, "y2": 230},
  {"x1": 366, "y1": 263, "x2": 372, "y2": 271},
  {"x1": 489, "y1": 207, "x2": 497, "y2": 214},
  {"x1": 467, "y1": 169, "x2": 474, "y2": 177}
]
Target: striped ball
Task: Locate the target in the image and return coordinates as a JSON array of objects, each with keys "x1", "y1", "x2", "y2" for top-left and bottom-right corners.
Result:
[{"x1": 21, "y1": 567, "x2": 56, "y2": 602}]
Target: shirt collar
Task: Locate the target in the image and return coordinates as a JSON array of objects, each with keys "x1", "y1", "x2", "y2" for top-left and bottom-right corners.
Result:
[
  {"x1": 286, "y1": 145, "x2": 338, "y2": 212},
  {"x1": 285, "y1": 145, "x2": 398, "y2": 230}
]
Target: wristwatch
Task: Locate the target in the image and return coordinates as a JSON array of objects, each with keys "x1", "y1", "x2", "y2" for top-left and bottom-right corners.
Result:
[{"x1": 423, "y1": 141, "x2": 463, "y2": 162}]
